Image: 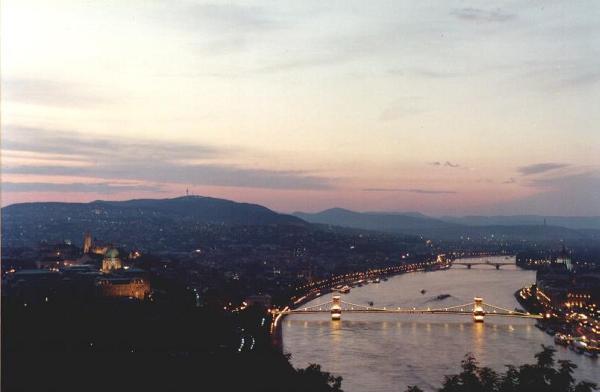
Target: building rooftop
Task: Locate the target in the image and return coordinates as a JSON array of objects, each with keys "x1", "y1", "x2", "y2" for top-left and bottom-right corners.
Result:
[{"x1": 14, "y1": 269, "x2": 60, "y2": 276}]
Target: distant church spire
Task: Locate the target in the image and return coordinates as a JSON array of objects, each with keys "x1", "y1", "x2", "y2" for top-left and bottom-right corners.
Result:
[
  {"x1": 186, "y1": 187, "x2": 189, "y2": 196},
  {"x1": 83, "y1": 231, "x2": 92, "y2": 254}
]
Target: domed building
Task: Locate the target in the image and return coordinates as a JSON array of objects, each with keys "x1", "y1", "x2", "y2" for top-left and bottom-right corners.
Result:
[
  {"x1": 557, "y1": 245, "x2": 573, "y2": 272},
  {"x1": 102, "y1": 248, "x2": 122, "y2": 272}
]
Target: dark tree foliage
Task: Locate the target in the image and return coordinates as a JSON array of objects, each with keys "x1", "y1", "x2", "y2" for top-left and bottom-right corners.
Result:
[
  {"x1": 406, "y1": 346, "x2": 597, "y2": 392},
  {"x1": 2, "y1": 298, "x2": 343, "y2": 392},
  {"x1": 295, "y1": 364, "x2": 343, "y2": 391}
]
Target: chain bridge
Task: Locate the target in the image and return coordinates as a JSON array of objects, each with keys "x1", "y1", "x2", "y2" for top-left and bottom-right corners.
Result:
[{"x1": 275, "y1": 296, "x2": 543, "y2": 322}]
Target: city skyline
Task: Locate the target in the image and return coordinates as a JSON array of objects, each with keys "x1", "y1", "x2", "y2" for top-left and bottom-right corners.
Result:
[{"x1": 2, "y1": 1, "x2": 599, "y2": 215}]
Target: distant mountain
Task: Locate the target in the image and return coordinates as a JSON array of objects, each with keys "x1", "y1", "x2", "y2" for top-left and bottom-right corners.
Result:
[
  {"x1": 5, "y1": 198, "x2": 599, "y2": 250},
  {"x1": 293, "y1": 208, "x2": 458, "y2": 232},
  {"x1": 293, "y1": 208, "x2": 599, "y2": 242},
  {"x1": 1, "y1": 196, "x2": 306, "y2": 249},
  {"x1": 367, "y1": 211, "x2": 431, "y2": 219},
  {"x1": 440, "y1": 215, "x2": 600, "y2": 230}
]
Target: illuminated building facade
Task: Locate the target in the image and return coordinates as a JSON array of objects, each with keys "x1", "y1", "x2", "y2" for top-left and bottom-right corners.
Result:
[
  {"x1": 82, "y1": 231, "x2": 110, "y2": 256},
  {"x1": 557, "y1": 245, "x2": 573, "y2": 272},
  {"x1": 95, "y1": 277, "x2": 150, "y2": 300},
  {"x1": 83, "y1": 232, "x2": 92, "y2": 254},
  {"x1": 101, "y1": 248, "x2": 122, "y2": 272}
]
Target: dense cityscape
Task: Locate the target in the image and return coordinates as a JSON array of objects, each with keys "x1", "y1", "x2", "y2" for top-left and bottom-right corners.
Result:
[{"x1": 2, "y1": 196, "x2": 600, "y2": 391}]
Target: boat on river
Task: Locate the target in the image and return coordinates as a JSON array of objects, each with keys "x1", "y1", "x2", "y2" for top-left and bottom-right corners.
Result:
[
  {"x1": 554, "y1": 334, "x2": 571, "y2": 346},
  {"x1": 338, "y1": 285, "x2": 351, "y2": 294},
  {"x1": 584, "y1": 346, "x2": 599, "y2": 358},
  {"x1": 570, "y1": 339, "x2": 588, "y2": 354},
  {"x1": 436, "y1": 294, "x2": 451, "y2": 300}
]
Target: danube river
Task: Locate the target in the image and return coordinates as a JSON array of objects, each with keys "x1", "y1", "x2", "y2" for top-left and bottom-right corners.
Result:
[{"x1": 282, "y1": 256, "x2": 599, "y2": 391}]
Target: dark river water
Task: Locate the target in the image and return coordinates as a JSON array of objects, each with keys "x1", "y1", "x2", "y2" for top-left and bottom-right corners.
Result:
[{"x1": 282, "y1": 256, "x2": 599, "y2": 391}]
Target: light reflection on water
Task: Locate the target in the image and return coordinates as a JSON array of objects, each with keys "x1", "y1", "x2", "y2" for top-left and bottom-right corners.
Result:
[{"x1": 283, "y1": 257, "x2": 599, "y2": 391}]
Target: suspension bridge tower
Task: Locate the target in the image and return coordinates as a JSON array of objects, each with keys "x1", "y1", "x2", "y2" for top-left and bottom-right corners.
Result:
[
  {"x1": 473, "y1": 297, "x2": 486, "y2": 322},
  {"x1": 331, "y1": 295, "x2": 342, "y2": 320}
]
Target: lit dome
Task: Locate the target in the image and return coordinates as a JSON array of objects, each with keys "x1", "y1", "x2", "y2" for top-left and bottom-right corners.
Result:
[{"x1": 104, "y1": 248, "x2": 119, "y2": 260}]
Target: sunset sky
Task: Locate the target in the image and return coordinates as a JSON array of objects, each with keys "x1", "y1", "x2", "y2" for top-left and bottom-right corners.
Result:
[{"x1": 2, "y1": 0, "x2": 599, "y2": 215}]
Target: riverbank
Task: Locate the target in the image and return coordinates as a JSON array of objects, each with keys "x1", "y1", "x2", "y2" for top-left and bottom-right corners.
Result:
[
  {"x1": 290, "y1": 260, "x2": 450, "y2": 308},
  {"x1": 516, "y1": 286, "x2": 599, "y2": 358}
]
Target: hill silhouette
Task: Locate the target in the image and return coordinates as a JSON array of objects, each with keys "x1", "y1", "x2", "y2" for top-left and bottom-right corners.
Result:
[{"x1": 1, "y1": 196, "x2": 306, "y2": 249}]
